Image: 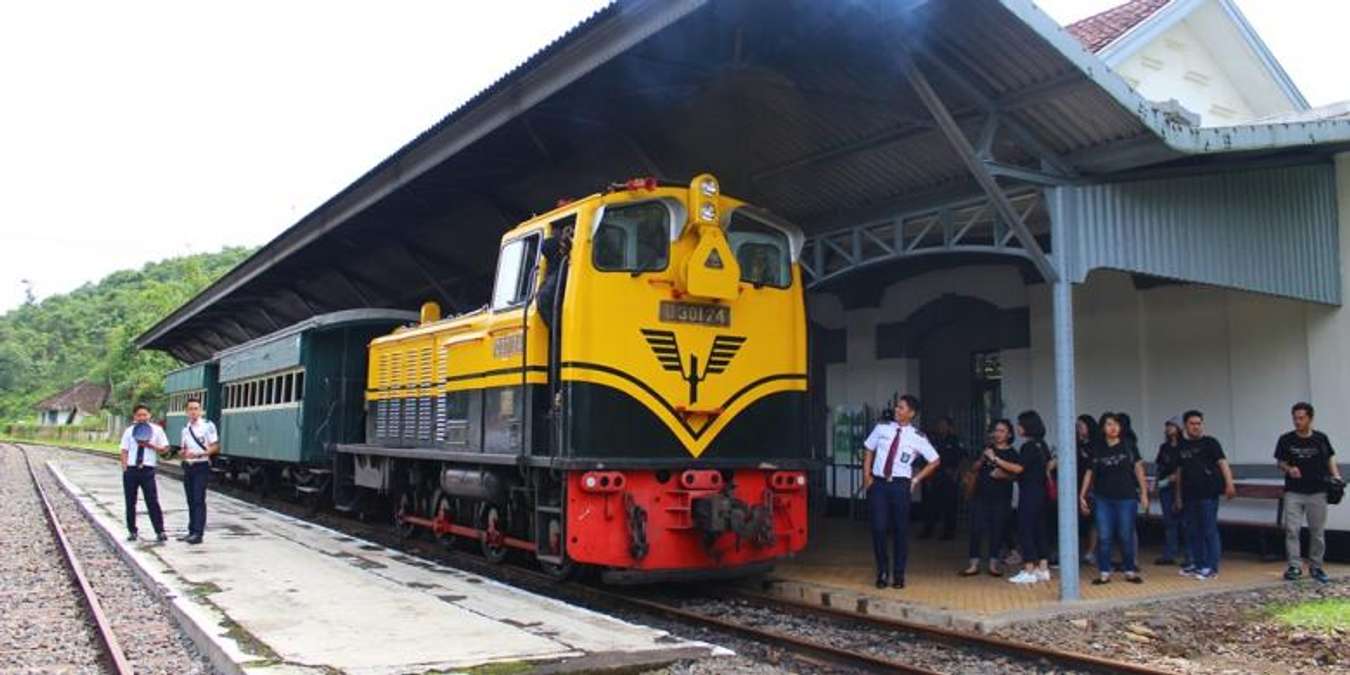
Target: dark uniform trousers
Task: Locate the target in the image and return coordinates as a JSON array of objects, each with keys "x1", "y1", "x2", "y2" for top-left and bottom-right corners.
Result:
[
  {"x1": 123, "y1": 466, "x2": 164, "y2": 535},
  {"x1": 184, "y1": 462, "x2": 210, "y2": 537},
  {"x1": 869, "y1": 477, "x2": 912, "y2": 579}
]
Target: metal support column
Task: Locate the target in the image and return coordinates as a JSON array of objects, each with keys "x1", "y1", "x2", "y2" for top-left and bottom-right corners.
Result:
[{"x1": 1048, "y1": 187, "x2": 1080, "y2": 601}]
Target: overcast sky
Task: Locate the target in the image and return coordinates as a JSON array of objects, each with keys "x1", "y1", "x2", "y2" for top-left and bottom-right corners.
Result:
[{"x1": 2, "y1": 0, "x2": 1347, "y2": 313}]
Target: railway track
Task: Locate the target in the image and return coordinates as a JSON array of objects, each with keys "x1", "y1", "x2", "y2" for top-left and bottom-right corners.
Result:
[
  {"x1": 38, "y1": 443, "x2": 1176, "y2": 674},
  {"x1": 12, "y1": 444, "x2": 133, "y2": 675}
]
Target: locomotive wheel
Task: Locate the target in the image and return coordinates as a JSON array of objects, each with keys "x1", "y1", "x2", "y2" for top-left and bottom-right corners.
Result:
[
  {"x1": 540, "y1": 555, "x2": 575, "y2": 580},
  {"x1": 394, "y1": 491, "x2": 418, "y2": 539},
  {"x1": 432, "y1": 494, "x2": 455, "y2": 546},
  {"x1": 479, "y1": 505, "x2": 508, "y2": 563}
]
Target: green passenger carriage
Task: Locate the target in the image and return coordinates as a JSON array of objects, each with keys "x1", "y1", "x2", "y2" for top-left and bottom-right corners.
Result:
[
  {"x1": 211, "y1": 309, "x2": 417, "y2": 495},
  {"x1": 164, "y1": 361, "x2": 220, "y2": 451}
]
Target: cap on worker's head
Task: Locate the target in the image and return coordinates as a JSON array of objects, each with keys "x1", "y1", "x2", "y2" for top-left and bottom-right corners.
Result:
[{"x1": 1165, "y1": 415, "x2": 1183, "y2": 431}]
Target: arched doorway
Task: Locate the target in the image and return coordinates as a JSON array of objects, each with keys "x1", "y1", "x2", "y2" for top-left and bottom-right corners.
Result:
[{"x1": 907, "y1": 295, "x2": 1005, "y2": 441}]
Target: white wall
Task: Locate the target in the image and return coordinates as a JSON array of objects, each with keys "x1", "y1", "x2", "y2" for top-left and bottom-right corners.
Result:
[
  {"x1": 815, "y1": 267, "x2": 1330, "y2": 467},
  {"x1": 1110, "y1": 1, "x2": 1297, "y2": 125}
]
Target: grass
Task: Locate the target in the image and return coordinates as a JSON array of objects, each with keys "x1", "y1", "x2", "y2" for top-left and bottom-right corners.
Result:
[
  {"x1": 0, "y1": 435, "x2": 121, "y2": 455},
  {"x1": 1271, "y1": 598, "x2": 1350, "y2": 632}
]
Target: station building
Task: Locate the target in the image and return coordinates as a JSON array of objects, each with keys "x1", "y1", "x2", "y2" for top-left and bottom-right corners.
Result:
[{"x1": 137, "y1": 0, "x2": 1350, "y2": 600}]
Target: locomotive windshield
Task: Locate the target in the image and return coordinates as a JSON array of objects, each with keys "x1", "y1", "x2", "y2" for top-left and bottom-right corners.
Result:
[
  {"x1": 491, "y1": 232, "x2": 541, "y2": 309},
  {"x1": 592, "y1": 201, "x2": 671, "y2": 273},
  {"x1": 727, "y1": 211, "x2": 791, "y2": 288}
]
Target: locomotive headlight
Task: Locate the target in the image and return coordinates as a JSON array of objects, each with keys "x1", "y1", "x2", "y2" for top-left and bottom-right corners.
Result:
[
  {"x1": 584, "y1": 475, "x2": 598, "y2": 489},
  {"x1": 699, "y1": 201, "x2": 717, "y2": 223},
  {"x1": 698, "y1": 176, "x2": 719, "y2": 197}
]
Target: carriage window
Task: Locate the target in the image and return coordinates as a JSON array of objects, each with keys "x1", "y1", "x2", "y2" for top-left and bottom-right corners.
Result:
[
  {"x1": 294, "y1": 372, "x2": 304, "y2": 401},
  {"x1": 592, "y1": 201, "x2": 670, "y2": 273},
  {"x1": 727, "y1": 211, "x2": 791, "y2": 288},
  {"x1": 490, "y1": 233, "x2": 541, "y2": 310}
]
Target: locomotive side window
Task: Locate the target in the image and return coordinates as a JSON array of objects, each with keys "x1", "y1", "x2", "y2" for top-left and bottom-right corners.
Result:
[
  {"x1": 592, "y1": 201, "x2": 670, "y2": 273},
  {"x1": 727, "y1": 211, "x2": 791, "y2": 288},
  {"x1": 490, "y1": 232, "x2": 542, "y2": 310}
]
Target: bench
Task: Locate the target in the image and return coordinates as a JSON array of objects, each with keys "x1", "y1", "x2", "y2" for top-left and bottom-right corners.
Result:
[{"x1": 1144, "y1": 478, "x2": 1286, "y2": 561}]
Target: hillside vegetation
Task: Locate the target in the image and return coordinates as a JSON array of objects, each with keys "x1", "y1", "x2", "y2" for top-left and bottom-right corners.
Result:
[{"x1": 0, "y1": 247, "x2": 255, "y2": 422}]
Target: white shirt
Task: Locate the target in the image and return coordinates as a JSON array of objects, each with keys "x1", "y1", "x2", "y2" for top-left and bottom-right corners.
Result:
[
  {"x1": 120, "y1": 423, "x2": 169, "y2": 467},
  {"x1": 863, "y1": 422, "x2": 938, "y2": 479},
  {"x1": 180, "y1": 418, "x2": 219, "y2": 461}
]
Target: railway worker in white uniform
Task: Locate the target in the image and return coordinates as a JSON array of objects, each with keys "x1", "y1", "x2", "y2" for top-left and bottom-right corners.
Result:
[
  {"x1": 862, "y1": 394, "x2": 942, "y2": 589},
  {"x1": 179, "y1": 398, "x2": 219, "y2": 545},
  {"x1": 120, "y1": 404, "x2": 169, "y2": 542}
]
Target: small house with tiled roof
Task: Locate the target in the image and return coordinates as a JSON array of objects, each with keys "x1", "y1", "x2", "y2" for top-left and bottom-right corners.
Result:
[
  {"x1": 1065, "y1": 0, "x2": 1308, "y2": 125},
  {"x1": 34, "y1": 380, "x2": 109, "y2": 426}
]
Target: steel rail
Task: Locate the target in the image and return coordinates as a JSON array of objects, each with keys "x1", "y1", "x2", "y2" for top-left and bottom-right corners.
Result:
[
  {"x1": 721, "y1": 588, "x2": 1177, "y2": 675},
  {"x1": 15, "y1": 444, "x2": 134, "y2": 675},
  {"x1": 37, "y1": 442, "x2": 1174, "y2": 674}
]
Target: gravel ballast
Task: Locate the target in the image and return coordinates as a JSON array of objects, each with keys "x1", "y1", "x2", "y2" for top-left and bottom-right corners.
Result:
[{"x1": 3, "y1": 445, "x2": 216, "y2": 674}]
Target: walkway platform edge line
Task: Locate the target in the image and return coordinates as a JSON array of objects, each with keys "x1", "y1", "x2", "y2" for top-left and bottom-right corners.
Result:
[{"x1": 45, "y1": 460, "x2": 258, "y2": 675}]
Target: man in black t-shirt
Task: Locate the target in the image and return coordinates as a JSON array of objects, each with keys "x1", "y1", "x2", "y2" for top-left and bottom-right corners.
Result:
[
  {"x1": 1275, "y1": 402, "x2": 1343, "y2": 583},
  {"x1": 1175, "y1": 410, "x2": 1235, "y2": 579},
  {"x1": 920, "y1": 417, "x2": 963, "y2": 540}
]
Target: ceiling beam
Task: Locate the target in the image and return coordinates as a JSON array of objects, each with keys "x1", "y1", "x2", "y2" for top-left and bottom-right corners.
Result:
[{"x1": 898, "y1": 43, "x2": 1058, "y2": 282}]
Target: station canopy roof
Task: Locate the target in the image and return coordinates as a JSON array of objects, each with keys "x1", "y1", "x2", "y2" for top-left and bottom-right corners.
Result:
[{"x1": 139, "y1": 0, "x2": 1350, "y2": 363}]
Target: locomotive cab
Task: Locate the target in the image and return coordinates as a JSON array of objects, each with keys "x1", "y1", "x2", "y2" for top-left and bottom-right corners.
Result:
[{"x1": 360, "y1": 174, "x2": 810, "y2": 581}]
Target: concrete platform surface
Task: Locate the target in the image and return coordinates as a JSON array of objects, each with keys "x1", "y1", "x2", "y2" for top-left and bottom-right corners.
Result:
[
  {"x1": 764, "y1": 517, "x2": 1349, "y2": 631},
  {"x1": 47, "y1": 453, "x2": 724, "y2": 674}
]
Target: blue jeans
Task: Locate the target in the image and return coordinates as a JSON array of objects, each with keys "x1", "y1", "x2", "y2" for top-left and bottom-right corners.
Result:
[
  {"x1": 1185, "y1": 498, "x2": 1221, "y2": 571},
  {"x1": 868, "y1": 478, "x2": 912, "y2": 578},
  {"x1": 1094, "y1": 496, "x2": 1138, "y2": 573},
  {"x1": 1159, "y1": 485, "x2": 1187, "y2": 563},
  {"x1": 183, "y1": 461, "x2": 210, "y2": 537}
]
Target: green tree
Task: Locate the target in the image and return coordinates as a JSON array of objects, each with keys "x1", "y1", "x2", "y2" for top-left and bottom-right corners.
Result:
[{"x1": 0, "y1": 247, "x2": 255, "y2": 422}]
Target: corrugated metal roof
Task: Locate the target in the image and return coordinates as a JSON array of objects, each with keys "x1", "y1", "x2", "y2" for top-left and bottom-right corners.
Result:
[
  {"x1": 1060, "y1": 164, "x2": 1341, "y2": 304},
  {"x1": 137, "y1": 0, "x2": 1350, "y2": 360}
]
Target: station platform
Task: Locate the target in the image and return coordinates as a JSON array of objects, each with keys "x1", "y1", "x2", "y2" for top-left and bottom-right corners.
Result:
[
  {"x1": 44, "y1": 452, "x2": 723, "y2": 675},
  {"x1": 761, "y1": 516, "x2": 1349, "y2": 631}
]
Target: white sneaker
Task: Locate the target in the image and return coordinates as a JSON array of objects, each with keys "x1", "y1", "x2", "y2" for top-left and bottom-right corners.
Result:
[
  {"x1": 1036, "y1": 568, "x2": 1051, "y2": 582},
  {"x1": 1009, "y1": 570, "x2": 1037, "y2": 584}
]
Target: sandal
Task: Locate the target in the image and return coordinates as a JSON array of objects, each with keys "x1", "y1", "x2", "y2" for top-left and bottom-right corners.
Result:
[
  {"x1": 1125, "y1": 573, "x2": 1143, "y2": 584},
  {"x1": 987, "y1": 566, "x2": 1002, "y2": 577},
  {"x1": 959, "y1": 568, "x2": 980, "y2": 577}
]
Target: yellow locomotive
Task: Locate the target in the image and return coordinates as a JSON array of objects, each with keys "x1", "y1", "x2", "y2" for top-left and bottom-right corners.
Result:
[{"x1": 343, "y1": 174, "x2": 810, "y2": 581}]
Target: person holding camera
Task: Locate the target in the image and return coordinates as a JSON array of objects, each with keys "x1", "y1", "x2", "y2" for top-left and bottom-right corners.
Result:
[
  {"x1": 1276, "y1": 402, "x2": 1343, "y2": 583},
  {"x1": 960, "y1": 419, "x2": 1021, "y2": 577},
  {"x1": 179, "y1": 398, "x2": 219, "y2": 545},
  {"x1": 119, "y1": 404, "x2": 169, "y2": 542}
]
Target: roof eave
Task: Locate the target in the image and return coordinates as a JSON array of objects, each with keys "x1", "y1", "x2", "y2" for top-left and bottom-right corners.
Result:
[{"x1": 1001, "y1": 0, "x2": 1348, "y2": 156}]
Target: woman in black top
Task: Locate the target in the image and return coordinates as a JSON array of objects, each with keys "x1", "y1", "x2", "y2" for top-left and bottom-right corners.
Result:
[
  {"x1": 1154, "y1": 416, "x2": 1187, "y2": 566},
  {"x1": 1076, "y1": 414, "x2": 1100, "y2": 565},
  {"x1": 961, "y1": 419, "x2": 1022, "y2": 577},
  {"x1": 1010, "y1": 411, "x2": 1052, "y2": 584},
  {"x1": 1079, "y1": 412, "x2": 1149, "y2": 584}
]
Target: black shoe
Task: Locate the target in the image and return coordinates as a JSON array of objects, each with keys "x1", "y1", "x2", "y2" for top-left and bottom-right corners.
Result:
[
  {"x1": 176, "y1": 534, "x2": 192, "y2": 542},
  {"x1": 126, "y1": 532, "x2": 138, "y2": 542},
  {"x1": 875, "y1": 576, "x2": 887, "y2": 589},
  {"x1": 891, "y1": 576, "x2": 905, "y2": 589},
  {"x1": 156, "y1": 532, "x2": 168, "y2": 542},
  {"x1": 1284, "y1": 565, "x2": 1303, "y2": 581},
  {"x1": 185, "y1": 535, "x2": 203, "y2": 545},
  {"x1": 1310, "y1": 567, "x2": 1329, "y2": 584}
]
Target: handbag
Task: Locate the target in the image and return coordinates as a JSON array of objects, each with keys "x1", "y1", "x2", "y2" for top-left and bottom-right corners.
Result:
[{"x1": 1046, "y1": 473, "x2": 1058, "y2": 501}]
